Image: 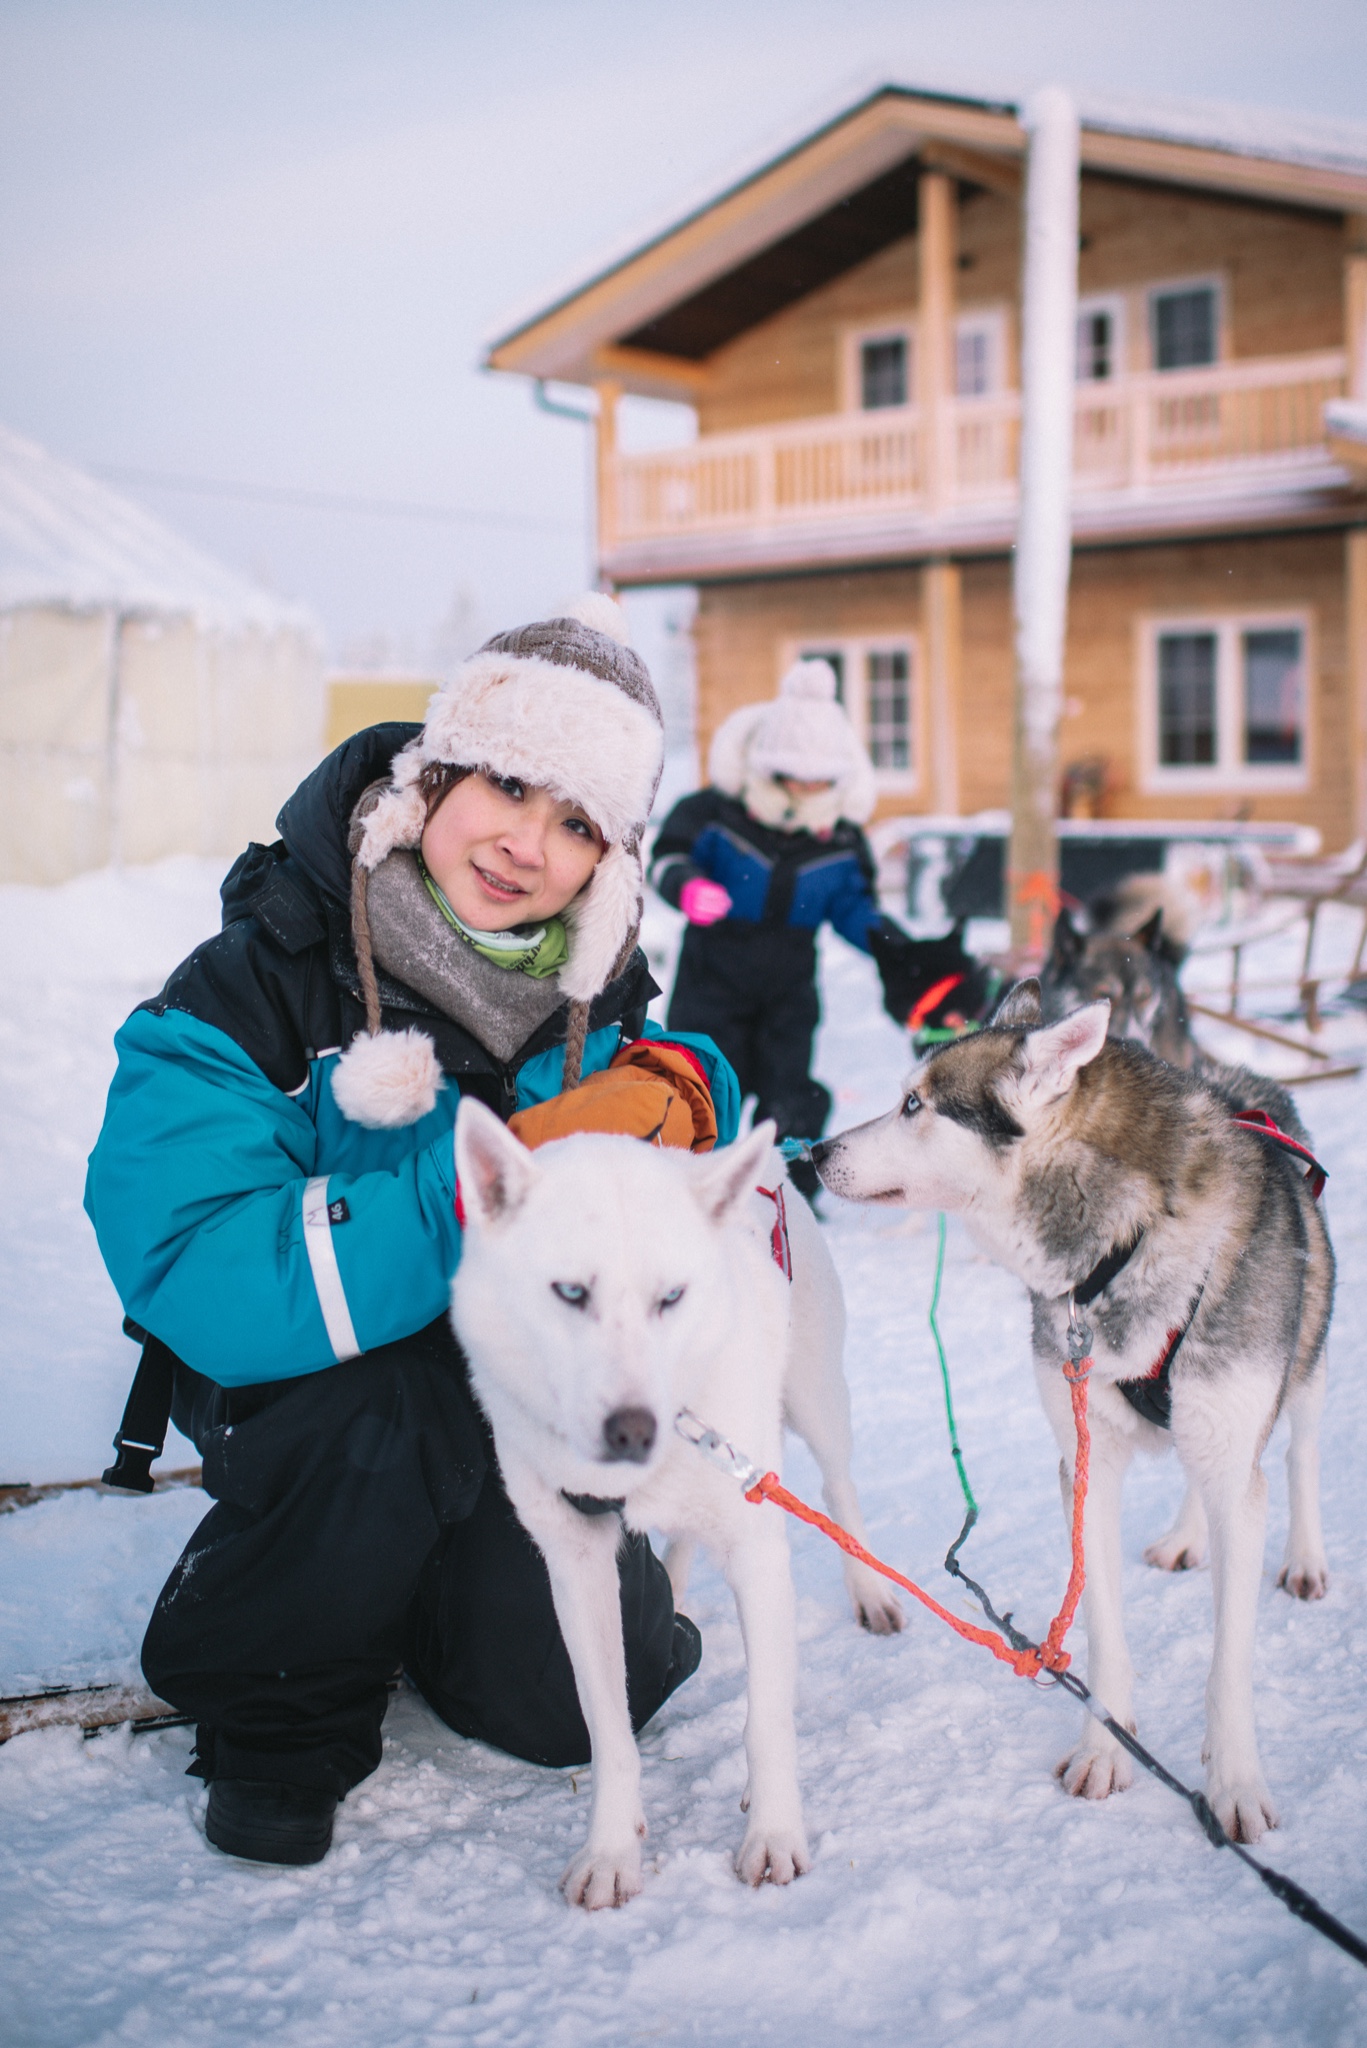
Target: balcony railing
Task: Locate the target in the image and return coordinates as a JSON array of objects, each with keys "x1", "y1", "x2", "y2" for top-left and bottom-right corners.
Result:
[{"x1": 605, "y1": 349, "x2": 1347, "y2": 549}]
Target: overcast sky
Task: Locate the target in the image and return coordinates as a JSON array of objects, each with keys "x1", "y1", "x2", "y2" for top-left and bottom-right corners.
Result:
[{"x1": 2, "y1": 0, "x2": 1365, "y2": 671}]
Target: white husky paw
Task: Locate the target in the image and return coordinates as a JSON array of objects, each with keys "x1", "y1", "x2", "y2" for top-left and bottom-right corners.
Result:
[
  {"x1": 561, "y1": 1833, "x2": 645, "y2": 1911},
  {"x1": 1143, "y1": 1525, "x2": 1208, "y2": 1572},
  {"x1": 845, "y1": 1562, "x2": 905, "y2": 1635},
  {"x1": 1277, "y1": 1551, "x2": 1328, "y2": 1601},
  {"x1": 1055, "y1": 1732, "x2": 1135, "y2": 1801},
  {"x1": 1207, "y1": 1774, "x2": 1279, "y2": 1844},
  {"x1": 735, "y1": 1821, "x2": 811, "y2": 1888}
]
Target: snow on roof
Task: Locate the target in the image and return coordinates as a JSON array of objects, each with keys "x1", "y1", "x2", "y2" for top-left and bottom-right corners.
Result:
[
  {"x1": 0, "y1": 424, "x2": 319, "y2": 634},
  {"x1": 1075, "y1": 87, "x2": 1367, "y2": 179}
]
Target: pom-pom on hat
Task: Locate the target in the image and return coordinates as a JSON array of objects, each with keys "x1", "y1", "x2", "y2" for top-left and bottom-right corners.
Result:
[
  {"x1": 335, "y1": 593, "x2": 665, "y2": 1127},
  {"x1": 709, "y1": 659, "x2": 876, "y2": 826}
]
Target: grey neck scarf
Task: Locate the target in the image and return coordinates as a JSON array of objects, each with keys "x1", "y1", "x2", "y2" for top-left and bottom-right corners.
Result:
[{"x1": 365, "y1": 849, "x2": 566, "y2": 1063}]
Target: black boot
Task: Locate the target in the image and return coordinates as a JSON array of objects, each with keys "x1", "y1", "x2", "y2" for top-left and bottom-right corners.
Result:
[{"x1": 205, "y1": 1779, "x2": 338, "y2": 1866}]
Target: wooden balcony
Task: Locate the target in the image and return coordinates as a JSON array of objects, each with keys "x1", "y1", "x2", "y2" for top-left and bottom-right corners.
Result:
[{"x1": 602, "y1": 349, "x2": 1352, "y2": 583}]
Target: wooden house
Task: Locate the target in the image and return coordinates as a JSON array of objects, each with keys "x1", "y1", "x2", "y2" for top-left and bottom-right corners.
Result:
[{"x1": 487, "y1": 86, "x2": 1367, "y2": 851}]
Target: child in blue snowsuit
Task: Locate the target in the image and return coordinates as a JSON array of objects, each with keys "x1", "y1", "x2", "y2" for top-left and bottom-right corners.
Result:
[{"x1": 651, "y1": 660, "x2": 977, "y2": 1191}]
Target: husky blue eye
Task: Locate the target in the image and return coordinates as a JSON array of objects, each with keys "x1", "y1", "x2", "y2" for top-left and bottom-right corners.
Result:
[
  {"x1": 659, "y1": 1286, "x2": 685, "y2": 1311},
  {"x1": 902, "y1": 1091, "x2": 922, "y2": 1117},
  {"x1": 552, "y1": 1281, "x2": 589, "y2": 1308}
]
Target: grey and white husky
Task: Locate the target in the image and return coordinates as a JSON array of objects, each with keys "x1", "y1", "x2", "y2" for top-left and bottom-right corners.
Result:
[{"x1": 813, "y1": 981, "x2": 1334, "y2": 1843}]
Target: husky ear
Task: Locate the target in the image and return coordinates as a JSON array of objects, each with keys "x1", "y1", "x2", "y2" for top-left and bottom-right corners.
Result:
[
  {"x1": 1133, "y1": 908, "x2": 1164, "y2": 955},
  {"x1": 1048, "y1": 910, "x2": 1084, "y2": 972},
  {"x1": 454, "y1": 1097, "x2": 540, "y2": 1225},
  {"x1": 991, "y1": 977, "x2": 1043, "y2": 1030},
  {"x1": 692, "y1": 1120, "x2": 776, "y2": 1223},
  {"x1": 1018, "y1": 1001, "x2": 1111, "y2": 1101}
]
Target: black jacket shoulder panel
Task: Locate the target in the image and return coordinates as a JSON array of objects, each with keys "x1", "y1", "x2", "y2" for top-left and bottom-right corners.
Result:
[
  {"x1": 652, "y1": 787, "x2": 734, "y2": 864},
  {"x1": 221, "y1": 842, "x2": 329, "y2": 956},
  {"x1": 276, "y1": 722, "x2": 423, "y2": 907},
  {"x1": 140, "y1": 919, "x2": 339, "y2": 1095}
]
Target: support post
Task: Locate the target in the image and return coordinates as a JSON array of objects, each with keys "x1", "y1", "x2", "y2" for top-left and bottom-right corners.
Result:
[
  {"x1": 1346, "y1": 217, "x2": 1367, "y2": 402},
  {"x1": 1349, "y1": 527, "x2": 1367, "y2": 844},
  {"x1": 923, "y1": 558, "x2": 962, "y2": 815},
  {"x1": 594, "y1": 378, "x2": 622, "y2": 582},
  {"x1": 1007, "y1": 87, "x2": 1079, "y2": 962},
  {"x1": 918, "y1": 170, "x2": 955, "y2": 509}
]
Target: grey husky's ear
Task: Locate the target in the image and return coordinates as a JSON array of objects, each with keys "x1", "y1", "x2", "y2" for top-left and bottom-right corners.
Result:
[
  {"x1": 1133, "y1": 908, "x2": 1164, "y2": 954},
  {"x1": 1017, "y1": 1001, "x2": 1111, "y2": 1101},
  {"x1": 692, "y1": 1120, "x2": 776, "y2": 1223},
  {"x1": 990, "y1": 977, "x2": 1043, "y2": 1029},
  {"x1": 454, "y1": 1096, "x2": 540, "y2": 1225}
]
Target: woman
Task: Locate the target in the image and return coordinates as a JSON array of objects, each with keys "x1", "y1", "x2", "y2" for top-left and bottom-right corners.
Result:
[{"x1": 86, "y1": 596, "x2": 735, "y2": 1866}]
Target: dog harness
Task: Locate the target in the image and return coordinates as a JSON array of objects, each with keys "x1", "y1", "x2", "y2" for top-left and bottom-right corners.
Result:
[{"x1": 1067, "y1": 1110, "x2": 1327, "y2": 1431}]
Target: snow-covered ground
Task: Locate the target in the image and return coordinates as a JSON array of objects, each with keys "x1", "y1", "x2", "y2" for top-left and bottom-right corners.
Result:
[{"x1": 3, "y1": 864, "x2": 1367, "y2": 2047}]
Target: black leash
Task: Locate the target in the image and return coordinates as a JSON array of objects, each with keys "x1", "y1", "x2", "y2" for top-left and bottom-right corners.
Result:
[{"x1": 944, "y1": 1485, "x2": 1367, "y2": 1970}]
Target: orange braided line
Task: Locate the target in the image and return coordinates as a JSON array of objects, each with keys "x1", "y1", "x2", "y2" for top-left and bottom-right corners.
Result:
[
  {"x1": 744, "y1": 1474, "x2": 1047, "y2": 1678},
  {"x1": 744, "y1": 1362, "x2": 1092, "y2": 1681},
  {"x1": 1039, "y1": 1362, "x2": 1091, "y2": 1669}
]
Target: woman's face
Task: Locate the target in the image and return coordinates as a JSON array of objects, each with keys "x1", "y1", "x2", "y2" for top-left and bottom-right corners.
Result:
[{"x1": 420, "y1": 771, "x2": 605, "y2": 930}]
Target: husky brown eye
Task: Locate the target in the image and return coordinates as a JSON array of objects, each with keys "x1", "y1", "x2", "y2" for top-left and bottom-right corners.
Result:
[
  {"x1": 902, "y1": 1091, "x2": 922, "y2": 1118},
  {"x1": 552, "y1": 1280, "x2": 589, "y2": 1309}
]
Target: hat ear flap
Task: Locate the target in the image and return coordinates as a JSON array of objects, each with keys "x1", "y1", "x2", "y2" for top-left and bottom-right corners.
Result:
[
  {"x1": 836, "y1": 748, "x2": 877, "y2": 825},
  {"x1": 708, "y1": 703, "x2": 769, "y2": 796},
  {"x1": 559, "y1": 839, "x2": 643, "y2": 1004}
]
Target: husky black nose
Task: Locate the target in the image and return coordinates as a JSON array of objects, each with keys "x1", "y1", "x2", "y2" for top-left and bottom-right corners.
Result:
[{"x1": 602, "y1": 1406, "x2": 657, "y2": 1463}]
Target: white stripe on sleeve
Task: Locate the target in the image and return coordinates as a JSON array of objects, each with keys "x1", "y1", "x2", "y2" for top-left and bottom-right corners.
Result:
[{"x1": 302, "y1": 1176, "x2": 361, "y2": 1361}]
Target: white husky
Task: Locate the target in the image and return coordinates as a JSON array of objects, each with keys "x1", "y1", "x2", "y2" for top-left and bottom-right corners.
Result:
[{"x1": 449, "y1": 1098, "x2": 901, "y2": 1908}]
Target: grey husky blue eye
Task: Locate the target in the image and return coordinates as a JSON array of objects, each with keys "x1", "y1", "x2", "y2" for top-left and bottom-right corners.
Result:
[
  {"x1": 552, "y1": 1281, "x2": 589, "y2": 1308},
  {"x1": 902, "y1": 1090, "x2": 923, "y2": 1118},
  {"x1": 658, "y1": 1286, "x2": 685, "y2": 1312}
]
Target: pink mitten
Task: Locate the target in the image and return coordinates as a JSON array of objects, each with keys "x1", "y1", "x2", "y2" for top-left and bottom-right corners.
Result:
[{"x1": 680, "y1": 876, "x2": 732, "y2": 926}]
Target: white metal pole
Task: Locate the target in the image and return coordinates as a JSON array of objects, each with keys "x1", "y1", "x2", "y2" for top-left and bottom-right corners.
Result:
[{"x1": 1007, "y1": 85, "x2": 1079, "y2": 962}]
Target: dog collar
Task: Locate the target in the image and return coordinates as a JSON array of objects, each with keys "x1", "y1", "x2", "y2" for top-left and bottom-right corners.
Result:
[
  {"x1": 1071, "y1": 1227, "x2": 1145, "y2": 1309},
  {"x1": 561, "y1": 1489, "x2": 626, "y2": 1518}
]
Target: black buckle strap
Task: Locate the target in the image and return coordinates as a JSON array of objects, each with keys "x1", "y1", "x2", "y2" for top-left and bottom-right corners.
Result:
[
  {"x1": 102, "y1": 1332, "x2": 177, "y2": 1494},
  {"x1": 1072, "y1": 1228, "x2": 1145, "y2": 1309}
]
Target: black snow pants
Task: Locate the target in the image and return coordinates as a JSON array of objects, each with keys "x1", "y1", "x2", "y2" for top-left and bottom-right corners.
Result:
[
  {"x1": 666, "y1": 921, "x2": 831, "y2": 1143},
  {"x1": 142, "y1": 1315, "x2": 697, "y2": 1797}
]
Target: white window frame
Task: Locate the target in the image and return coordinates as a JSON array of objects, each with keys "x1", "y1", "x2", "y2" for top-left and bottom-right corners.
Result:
[
  {"x1": 782, "y1": 634, "x2": 921, "y2": 793},
  {"x1": 1146, "y1": 274, "x2": 1226, "y2": 373},
  {"x1": 1075, "y1": 292, "x2": 1126, "y2": 383},
  {"x1": 1138, "y1": 610, "x2": 1312, "y2": 795},
  {"x1": 840, "y1": 317, "x2": 917, "y2": 414},
  {"x1": 953, "y1": 307, "x2": 1008, "y2": 397}
]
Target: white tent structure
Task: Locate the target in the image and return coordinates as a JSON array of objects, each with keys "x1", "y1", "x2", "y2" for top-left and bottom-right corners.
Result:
[{"x1": 0, "y1": 426, "x2": 325, "y2": 884}]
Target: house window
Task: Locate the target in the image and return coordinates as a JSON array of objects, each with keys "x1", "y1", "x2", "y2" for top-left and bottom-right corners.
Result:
[
  {"x1": 954, "y1": 310, "x2": 1005, "y2": 397},
  {"x1": 1145, "y1": 616, "x2": 1308, "y2": 790},
  {"x1": 860, "y1": 336, "x2": 909, "y2": 410},
  {"x1": 1075, "y1": 296, "x2": 1123, "y2": 381},
  {"x1": 1243, "y1": 628, "x2": 1304, "y2": 765},
  {"x1": 1151, "y1": 284, "x2": 1219, "y2": 370},
  {"x1": 789, "y1": 636, "x2": 917, "y2": 787},
  {"x1": 866, "y1": 649, "x2": 911, "y2": 770},
  {"x1": 1157, "y1": 632, "x2": 1217, "y2": 766}
]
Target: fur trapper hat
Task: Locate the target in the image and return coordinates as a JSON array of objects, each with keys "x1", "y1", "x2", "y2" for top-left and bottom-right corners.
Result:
[
  {"x1": 708, "y1": 659, "x2": 876, "y2": 829},
  {"x1": 335, "y1": 592, "x2": 664, "y2": 1127}
]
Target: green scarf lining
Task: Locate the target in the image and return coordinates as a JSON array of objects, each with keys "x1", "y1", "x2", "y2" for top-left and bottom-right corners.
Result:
[{"x1": 417, "y1": 852, "x2": 568, "y2": 979}]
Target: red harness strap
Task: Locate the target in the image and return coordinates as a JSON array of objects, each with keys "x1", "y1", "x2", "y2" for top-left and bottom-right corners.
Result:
[
  {"x1": 1230, "y1": 1109, "x2": 1328, "y2": 1200},
  {"x1": 757, "y1": 1185, "x2": 793, "y2": 1281},
  {"x1": 907, "y1": 973, "x2": 964, "y2": 1032}
]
